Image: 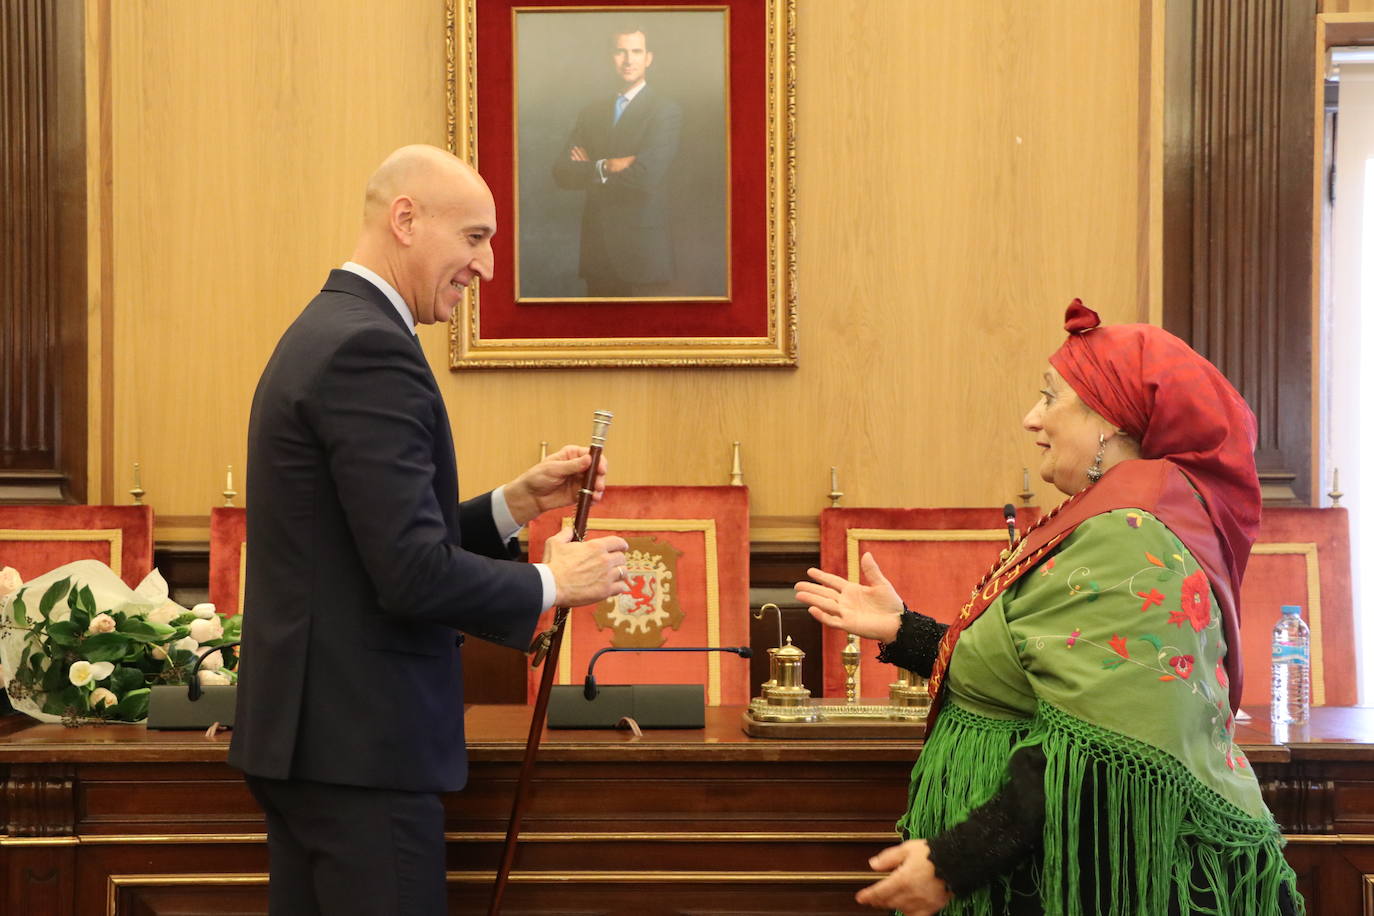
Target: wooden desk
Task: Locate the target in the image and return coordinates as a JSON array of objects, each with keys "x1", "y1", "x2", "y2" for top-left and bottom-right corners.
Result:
[{"x1": 1, "y1": 706, "x2": 1371, "y2": 915}]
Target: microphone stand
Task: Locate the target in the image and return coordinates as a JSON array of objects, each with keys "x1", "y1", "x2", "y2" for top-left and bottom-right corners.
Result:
[{"x1": 488, "y1": 409, "x2": 612, "y2": 916}]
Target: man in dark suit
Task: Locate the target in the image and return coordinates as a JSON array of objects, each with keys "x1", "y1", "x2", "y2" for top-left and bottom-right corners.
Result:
[
  {"x1": 228, "y1": 145, "x2": 630, "y2": 915},
  {"x1": 552, "y1": 25, "x2": 682, "y2": 297}
]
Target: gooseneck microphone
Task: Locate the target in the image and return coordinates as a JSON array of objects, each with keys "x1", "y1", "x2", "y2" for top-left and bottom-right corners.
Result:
[
  {"x1": 583, "y1": 645, "x2": 753, "y2": 700},
  {"x1": 1003, "y1": 503, "x2": 1018, "y2": 547}
]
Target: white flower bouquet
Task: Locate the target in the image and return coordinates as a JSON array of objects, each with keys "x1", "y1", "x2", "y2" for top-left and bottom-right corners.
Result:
[{"x1": 0, "y1": 559, "x2": 241, "y2": 725}]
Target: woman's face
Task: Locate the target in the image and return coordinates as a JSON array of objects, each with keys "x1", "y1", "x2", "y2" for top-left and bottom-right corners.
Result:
[{"x1": 1022, "y1": 366, "x2": 1112, "y2": 496}]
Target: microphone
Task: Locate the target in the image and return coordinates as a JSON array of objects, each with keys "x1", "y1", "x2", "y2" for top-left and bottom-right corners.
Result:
[
  {"x1": 1003, "y1": 503, "x2": 1018, "y2": 547},
  {"x1": 187, "y1": 641, "x2": 241, "y2": 701},
  {"x1": 582, "y1": 645, "x2": 752, "y2": 700}
]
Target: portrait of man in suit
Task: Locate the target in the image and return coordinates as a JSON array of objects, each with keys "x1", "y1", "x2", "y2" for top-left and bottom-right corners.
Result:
[
  {"x1": 551, "y1": 25, "x2": 681, "y2": 298},
  {"x1": 515, "y1": 11, "x2": 728, "y2": 301}
]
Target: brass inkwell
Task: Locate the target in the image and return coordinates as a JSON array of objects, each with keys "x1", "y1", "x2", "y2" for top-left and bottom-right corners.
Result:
[{"x1": 742, "y1": 604, "x2": 929, "y2": 738}]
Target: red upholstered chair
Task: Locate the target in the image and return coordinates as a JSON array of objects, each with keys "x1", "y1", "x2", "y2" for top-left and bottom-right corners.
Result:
[
  {"x1": 818, "y1": 506, "x2": 1041, "y2": 699},
  {"x1": 0, "y1": 505, "x2": 154, "y2": 589},
  {"x1": 1237, "y1": 508, "x2": 1355, "y2": 708},
  {"x1": 209, "y1": 507, "x2": 248, "y2": 617},
  {"x1": 525, "y1": 486, "x2": 751, "y2": 705}
]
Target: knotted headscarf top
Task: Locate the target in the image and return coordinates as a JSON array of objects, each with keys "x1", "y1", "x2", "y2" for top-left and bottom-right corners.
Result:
[{"x1": 1048, "y1": 299, "x2": 1262, "y2": 596}]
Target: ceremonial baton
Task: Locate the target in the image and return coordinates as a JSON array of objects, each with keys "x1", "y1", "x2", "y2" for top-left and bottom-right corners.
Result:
[{"x1": 488, "y1": 409, "x2": 612, "y2": 916}]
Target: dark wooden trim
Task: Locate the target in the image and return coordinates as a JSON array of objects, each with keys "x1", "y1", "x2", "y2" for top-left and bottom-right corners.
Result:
[
  {"x1": 1163, "y1": 0, "x2": 1317, "y2": 505},
  {"x1": 0, "y1": 0, "x2": 88, "y2": 504}
]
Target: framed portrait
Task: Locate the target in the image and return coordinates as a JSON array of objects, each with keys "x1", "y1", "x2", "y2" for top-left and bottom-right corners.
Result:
[{"x1": 446, "y1": 0, "x2": 797, "y2": 368}]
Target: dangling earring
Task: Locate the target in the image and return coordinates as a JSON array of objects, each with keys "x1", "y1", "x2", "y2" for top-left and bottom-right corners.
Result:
[{"x1": 1086, "y1": 433, "x2": 1107, "y2": 484}]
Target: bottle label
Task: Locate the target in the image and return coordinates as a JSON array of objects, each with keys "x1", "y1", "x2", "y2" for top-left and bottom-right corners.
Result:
[{"x1": 1272, "y1": 644, "x2": 1309, "y2": 664}]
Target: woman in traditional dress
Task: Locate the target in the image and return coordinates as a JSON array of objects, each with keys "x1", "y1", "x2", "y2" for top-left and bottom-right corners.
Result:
[{"x1": 796, "y1": 302, "x2": 1300, "y2": 915}]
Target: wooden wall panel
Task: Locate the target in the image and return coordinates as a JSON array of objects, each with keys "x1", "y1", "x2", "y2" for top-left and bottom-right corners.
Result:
[
  {"x1": 105, "y1": 0, "x2": 1148, "y2": 537},
  {"x1": 1163, "y1": 0, "x2": 1317, "y2": 505},
  {"x1": 1, "y1": 0, "x2": 87, "y2": 503}
]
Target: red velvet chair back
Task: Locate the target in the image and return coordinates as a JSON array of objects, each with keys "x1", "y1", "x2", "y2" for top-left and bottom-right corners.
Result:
[
  {"x1": 525, "y1": 486, "x2": 751, "y2": 705},
  {"x1": 0, "y1": 505, "x2": 154, "y2": 589},
  {"x1": 209, "y1": 507, "x2": 248, "y2": 617},
  {"x1": 1237, "y1": 507, "x2": 1355, "y2": 707},
  {"x1": 818, "y1": 506, "x2": 1041, "y2": 699}
]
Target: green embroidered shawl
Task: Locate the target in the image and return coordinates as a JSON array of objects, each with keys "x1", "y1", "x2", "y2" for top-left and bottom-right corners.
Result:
[{"x1": 898, "y1": 508, "x2": 1298, "y2": 915}]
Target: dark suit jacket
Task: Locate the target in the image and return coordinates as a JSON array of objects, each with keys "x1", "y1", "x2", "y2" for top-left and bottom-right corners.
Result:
[
  {"x1": 227, "y1": 270, "x2": 544, "y2": 793},
  {"x1": 551, "y1": 84, "x2": 682, "y2": 285}
]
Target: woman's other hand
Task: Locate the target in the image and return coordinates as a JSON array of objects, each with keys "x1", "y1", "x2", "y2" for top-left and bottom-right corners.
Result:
[
  {"x1": 855, "y1": 839, "x2": 953, "y2": 914},
  {"x1": 794, "y1": 552, "x2": 904, "y2": 643}
]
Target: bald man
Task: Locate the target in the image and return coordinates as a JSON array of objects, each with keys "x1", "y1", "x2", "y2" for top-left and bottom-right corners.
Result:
[{"x1": 229, "y1": 146, "x2": 630, "y2": 915}]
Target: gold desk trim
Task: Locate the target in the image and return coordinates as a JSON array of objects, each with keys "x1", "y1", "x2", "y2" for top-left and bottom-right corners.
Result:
[{"x1": 15, "y1": 830, "x2": 897, "y2": 847}]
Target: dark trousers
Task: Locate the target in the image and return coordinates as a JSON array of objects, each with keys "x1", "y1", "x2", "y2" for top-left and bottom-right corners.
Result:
[{"x1": 245, "y1": 774, "x2": 447, "y2": 916}]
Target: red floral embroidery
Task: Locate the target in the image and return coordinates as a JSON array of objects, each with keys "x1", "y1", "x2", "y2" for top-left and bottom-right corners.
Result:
[
  {"x1": 1215, "y1": 660, "x2": 1229, "y2": 688},
  {"x1": 1040, "y1": 557, "x2": 1056, "y2": 577},
  {"x1": 1110, "y1": 634, "x2": 1129, "y2": 658},
  {"x1": 1066, "y1": 628, "x2": 1080, "y2": 648},
  {"x1": 1180, "y1": 571, "x2": 1211, "y2": 631},
  {"x1": 1168, "y1": 654, "x2": 1194, "y2": 678},
  {"x1": 1137, "y1": 589, "x2": 1164, "y2": 613}
]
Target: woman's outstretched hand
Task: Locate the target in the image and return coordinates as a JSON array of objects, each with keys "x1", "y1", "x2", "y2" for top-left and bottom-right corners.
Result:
[
  {"x1": 855, "y1": 839, "x2": 953, "y2": 914},
  {"x1": 794, "y1": 551, "x2": 904, "y2": 643}
]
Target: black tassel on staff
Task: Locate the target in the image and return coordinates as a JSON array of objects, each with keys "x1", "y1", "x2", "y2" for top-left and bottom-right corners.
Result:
[{"x1": 488, "y1": 409, "x2": 613, "y2": 916}]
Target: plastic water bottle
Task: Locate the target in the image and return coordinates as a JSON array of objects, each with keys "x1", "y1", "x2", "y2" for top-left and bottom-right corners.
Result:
[{"x1": 1270, "y1": 605, "x2": 1310, "y2": 724}]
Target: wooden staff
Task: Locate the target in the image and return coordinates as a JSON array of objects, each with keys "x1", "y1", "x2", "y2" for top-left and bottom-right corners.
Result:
[{"x1": 488, "y1": 409, "x2": 613, "y2": 916}]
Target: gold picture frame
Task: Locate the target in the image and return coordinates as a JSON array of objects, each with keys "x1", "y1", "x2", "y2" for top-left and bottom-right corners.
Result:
[{"x1": 445, "y1": 0, "x2": 797, "y2": 368}]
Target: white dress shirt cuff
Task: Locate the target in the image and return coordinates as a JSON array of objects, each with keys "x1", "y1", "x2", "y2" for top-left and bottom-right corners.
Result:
[
  {"x1": 490, "y1": 486, "x2": 522, "y2": 540},
  {"x1": 534, "y1": 563, "x2": 557, "y2": 612},
  {"x1": 490, "y1": 487, "x2": 558, "y2": 612}
]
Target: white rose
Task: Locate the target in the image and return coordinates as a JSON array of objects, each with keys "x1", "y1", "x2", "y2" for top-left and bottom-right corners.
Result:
[
  {"x1": 87, "y1": 613, "x2": 117, "y2": 634},
  {"x1": 188, "y1": 617, "x2": 224, "y2": 643},
  {"x1": 191, "y1": 603, "x2": 217, "y2": 619},
  {"x1": 174, "y1": 636, "x2": 199, "y2": 653},
  {"x1": 198, "y1": 650, "x2": 224, "y2": 671},
  {"x1": 69, "y1": 661, "x2": 95, "y2": 687},
  {"x1": 147, "y1": 603, "x2": 182, "y2": 626},
  {"x1": 197, "y1": 668, "x2": 232, "y2": 686},
  {"x1": 89, "y1": 687, "x2": 119, "y2": 709},
  {"x1": 0, "y1": 566, "x2": 22, "y2": 597}
]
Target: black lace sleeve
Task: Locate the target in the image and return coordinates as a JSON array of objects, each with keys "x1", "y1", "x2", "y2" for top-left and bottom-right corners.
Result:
[
  {"x1": 875, "y1": 609, "x2": 949, "y2": 677},
  {"x1": 925, "y1": 744, "x2": 1047, "y2": 896}
]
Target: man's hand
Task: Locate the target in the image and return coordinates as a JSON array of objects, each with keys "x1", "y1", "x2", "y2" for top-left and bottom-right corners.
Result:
[
  {"x1": 542, "y1": 528, "x2": 630, "y2": 607},
  {"x1": 569, "y1": 146, "x2": 589, "y2": 162},
  {"x1": 604, "y1": 155, "x2": 636, "y2": 174},
  {"x1": 855, "y1": 840, "x2": 953, "y2": 914},
  {"x1": 503, "y1": 445, "x2": 607, "y2": 527}
]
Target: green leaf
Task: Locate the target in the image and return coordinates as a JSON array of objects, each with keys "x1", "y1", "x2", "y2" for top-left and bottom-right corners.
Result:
[
  {"x1": 1101, "y1": 657, "x2": 1126, "y2": 670},
  {"x1": 113, "y1": 687, "x2": 150, "y2": 722},
  {"x1": 69, "y1": 603, "x2": 90, "y2": 632},
  {"x1": 1138, "y1": 634, "x2": 1165, "y2": 653},
  {"x1": 110, "y1": 665, "x2": 146, "y2": 694},
  {"x1": 74, "y1": 585, "x2": 97, "y2": 618},
  {"x1": 117, "y1": 618, "x2": 174, "y2": 643},
  {"x1": 223, "y1": 616, "x2": 242, "y2": 638},
  {"x1": 38, "y1": 578, "x2": 71, "y2": 618},
  {"x1": 46, "y1": 620, "x2": 81, "y2": 646},
  {"x1": 11, "y1": 593, "x2": 27, "y2": 625},
  {"x1": 81, "y1": 632, "x2": 133, "y2": 663},
  {"x1": 41, "y1": 659, "x2": 69, "y2": 692}
]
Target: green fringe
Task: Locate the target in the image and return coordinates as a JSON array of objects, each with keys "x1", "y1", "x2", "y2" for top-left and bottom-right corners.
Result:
[
  {"x1": 897, "y1": 703, "x2": 1031, "y2": 915},
  {"x1": 896, "y1": 701, "x2": 1302, "y2": 915},
  {"x1": 1032, "y1": 701, "x2": 1300, "y2": 916}
]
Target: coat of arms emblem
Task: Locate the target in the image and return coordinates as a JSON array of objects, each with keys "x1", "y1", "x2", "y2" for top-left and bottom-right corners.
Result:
[{"x1": 593, "y1": 535, "x2": 685, "y2": 647}]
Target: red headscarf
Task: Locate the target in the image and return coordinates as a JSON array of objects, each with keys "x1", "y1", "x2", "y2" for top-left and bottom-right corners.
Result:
[{"x1": 1049, "y1": 299, "x2": 1262, "y2": 600}]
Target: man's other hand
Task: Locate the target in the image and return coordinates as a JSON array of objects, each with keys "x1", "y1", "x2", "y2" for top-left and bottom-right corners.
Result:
[
  {"x1": 503, "y1": 445, "x2": 607, "y2": 526},
  {"x1": 604, "y1": 155, "x2": 636, "y2": 174},
  {"x1": 543, "y1": 528, "x2": 630, "y2": 607},
  {"x1": 569, "y1": 146, "x2": 589, "y2": 161}
]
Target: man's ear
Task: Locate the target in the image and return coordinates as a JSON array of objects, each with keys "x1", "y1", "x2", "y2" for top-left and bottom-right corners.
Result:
[
  {"x1": 644, "y1": 50, "x2": 653, "y2": 70},
  {"x1": 390, "y1": 195, "x2": 417, "y2": 246}
]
